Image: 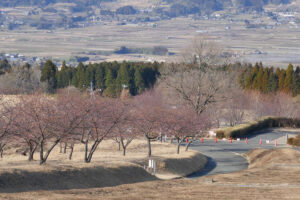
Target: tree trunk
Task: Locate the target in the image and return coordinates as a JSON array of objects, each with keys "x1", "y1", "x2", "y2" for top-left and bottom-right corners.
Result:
[
  {"x1": 64, "y1": 142, "x2": 67, "y2": 154},
  {"x1": 69, "y1": 143, "x2": 74, "y2": 160},
  {"x1": 40, "y1": 139, "x2": 60, "y2": 165},
  {"x1": 40, "y1": 140, "x2": 44, "y2": 164},
  {"x1": 177, "y1": 139, "x2": 184, "y2": 154},
  {"x1": 170, "y1": 137, "x2": 173, "y2": 144},
  {"x1": 28, "y1": 143, "x2": 37, "y2": 161},
  {"x1": 85, "y1": 140, "x2": 101, "y2": 163},
  {"x1": 0, "y1": 144, "x2": 5, "y2": 158},
  {"x1": 146, "y1": 136, "x2": 152, "y2": 157},
  {"x1": 123, "y1": 147, "x2": 126, "y2": 156},
  {"x1": 120, "y1": 138, "x2": 126, "y2": 156},
  {"x1": 59, "y1": 142, "x2": 63, "y2": 153},
  {"x1": 118, "y1": 141, "x2": 121, "y2": 151},
  {"x1": 185, "y1": 140, "x2": 193, "y2": 151}
]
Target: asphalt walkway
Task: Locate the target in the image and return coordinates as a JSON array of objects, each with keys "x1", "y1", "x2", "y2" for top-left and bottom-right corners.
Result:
[{"x1": 188, "y1": 129, "x2": 298, "y2": 178}]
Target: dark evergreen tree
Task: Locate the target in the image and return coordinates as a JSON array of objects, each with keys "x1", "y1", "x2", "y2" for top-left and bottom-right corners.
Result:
[
  {"x1": 95, "y1": 65, "x2": 105, "y2": 89},
  {"x1": 278, "y1": 70, "x2": 286, "y2": 91},
  {"x1": 267, "y1": 68, "x2": 278, "y2": 93},
  {"x1": 253, "y1": 65, "x2": 263, "y2": 90},
  {"x1": 104, "y1": 67, "x2": 116, "y2": 97},
  {"x1": 0, "y1": 59, "x2": 12, "y2": 75},
  {"x1": 261, "y1": 68, "x2": 269, "y2": 93},
  {"x1": 57, "y1": 61, "x2": 70, "y2": 88},
  {"x1": 41, "y1": 60, "x2": 58, "y2": 92},
  {"x1": 116, "y1": 62, "x2": 132, "y2": 95},
  {"x1": 134, "y1": 67, "x2": 145, "y2": 94},
  {"x1": 284, "y1": 64, "x2": 294, "y2": 93}
]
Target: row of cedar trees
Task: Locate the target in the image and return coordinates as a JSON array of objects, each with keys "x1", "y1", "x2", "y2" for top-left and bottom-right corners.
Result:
[
  {"x1": 0, "y1": 91, "x2": 211, "y2": 165},
  {"x1": 239, "y1": 63, "x2": 300, "y2": 96},
  {"x1": 41, "y1": 60, "x2": 161, "y2": 96}
]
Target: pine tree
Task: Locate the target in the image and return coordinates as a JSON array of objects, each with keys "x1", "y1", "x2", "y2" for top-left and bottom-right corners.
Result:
[
  {"x1": 104, "y1": 67, "x2": 116, "y2": 97},
  {"x1": 115, "y1": 62, "x2": 132, "y2": 95},
  {"x1": 41, "y1": 60, "x2": 58, "y2": 92},
  {"x1": 134, "y1": 67, "x2": 145, "y2": 94},
  {"x1": 75, "y1": 62, "x2": 86, "y2": 89},
  {"x1": 261, "y1": 68, "x2": 269, "y2": 93},
  {"x1": 95, "y1": 65, "x2": 105, "y2": 89},
  {"x1": 278, "y1": 70, "x2": 286, "y2": 91},
  {"x1": 292, "y1": 66, "x2": 300, "y2": 96},
  {"x1": 253, "y1": 65, "x2": 263, "y2": 90},
  {"x1": 57, "y1": 61, "x2": 69, "y2": 88},
  {"x1": 283, "y1": 64, "x2": 294, "y2": 93},
  {"x1": 275, "y1": 68, "x2": 281, "y2": 78},
  {"x1": 85, "y1": 64, "x2": 95, "y2": 88},
  {"x1": 267, "y1": 69, "x2": 278, "y2": 93},
  {"x1": 245, "y1": 63, "x2": 258, "y2": 89},
  {"x1": 0, "y1": 59, "x2": 11, "y2": 73}
]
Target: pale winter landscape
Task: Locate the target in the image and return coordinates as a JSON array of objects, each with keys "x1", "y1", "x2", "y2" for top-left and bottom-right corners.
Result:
[{"x1": 0, "y1": 0, "x2": 300, "y2": 200}]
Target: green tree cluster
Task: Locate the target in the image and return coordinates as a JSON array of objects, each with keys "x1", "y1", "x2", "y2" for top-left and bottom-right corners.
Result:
[
  {"x1": 240, "y1": 63, "x2": 300, "y2": 96},
  {"x1": 54, "y1": 61, "x2": 161, "y2": 97}
]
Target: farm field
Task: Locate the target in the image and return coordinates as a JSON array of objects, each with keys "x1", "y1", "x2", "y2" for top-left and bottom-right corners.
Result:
[{"x1": 1, "y1": 15, "x2": 300, "y2": 67}]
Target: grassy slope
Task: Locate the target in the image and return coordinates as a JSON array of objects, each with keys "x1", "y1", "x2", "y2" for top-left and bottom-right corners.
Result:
[
  {"x1": 1, "y1": 148, "x2": 298, "y2": 199},
  {"x1": 0, "y1": 139, "x2": 206, "y2": 192}
]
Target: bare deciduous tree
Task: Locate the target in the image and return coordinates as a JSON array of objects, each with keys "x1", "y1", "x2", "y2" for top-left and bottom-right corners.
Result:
[
  {"x1": 133, "y1": 91, "x2": 165, "y2": 157},
  {"x1": 112, "y1": 102, "x2": 137, "y2": 156},
  {"x1": 0, "y1": 96, "x2": 17, "y2": 157},
  {"x1": 79, "y1": 97, "x2": 125, "y2": 163},
  {"x1": 181, "y1": 37, "x2": 232, "y2": 67}
]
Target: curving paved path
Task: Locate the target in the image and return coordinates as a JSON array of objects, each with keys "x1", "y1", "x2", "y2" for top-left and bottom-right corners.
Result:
[{"x1": 188, "y1": 129, "x2": 298, "y2": 178}]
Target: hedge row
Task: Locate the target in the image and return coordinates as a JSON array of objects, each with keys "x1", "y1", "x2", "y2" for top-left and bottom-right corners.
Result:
[{"x1": 215, "y1": 117, "x2": 300, "y2": 139}]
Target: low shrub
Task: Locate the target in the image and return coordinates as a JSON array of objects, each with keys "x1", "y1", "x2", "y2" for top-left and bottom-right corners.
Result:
[
  {"x1": 215, "y1": 131, "x2": 224, "y2": 139},
  {"x1": 288, "y1": 134, "x2": 300, "y2": 146},
  {"x1": 287, "y1": 138, "x2": 295, "y2": 145},
  {"x1": 216, "y1": 117, "x2": 300, "y2": 139}
]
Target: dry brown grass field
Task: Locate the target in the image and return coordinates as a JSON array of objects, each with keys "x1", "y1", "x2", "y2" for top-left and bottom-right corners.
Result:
[
  {"x1": 1, "y1": 148, "x2": 299, "y2": 200},
  {"x1": 0, "y1": 139, "x2": 199, "y2": 172}
]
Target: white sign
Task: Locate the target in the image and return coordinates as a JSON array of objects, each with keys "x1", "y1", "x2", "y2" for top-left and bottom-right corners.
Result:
[
  {"x1": 266, "y1": 140, "x2": 270, "y2": 144},
  {"x1": 149, "y1": 159, "x2": 153, "y2": 168},
  {"x1": 209, "y1": 131, "x2": 216, "y2": 136}
]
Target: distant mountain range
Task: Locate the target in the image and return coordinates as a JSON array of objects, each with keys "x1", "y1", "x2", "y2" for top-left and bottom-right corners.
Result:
[
  {"x1": 0, "y1": 0, "x2": 294, "y2": 16},
  {"x1": 162, "y1": 0, "x2": 292, "y2": 16}
]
